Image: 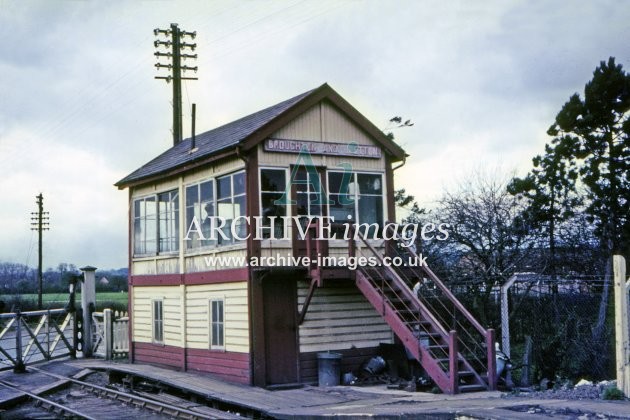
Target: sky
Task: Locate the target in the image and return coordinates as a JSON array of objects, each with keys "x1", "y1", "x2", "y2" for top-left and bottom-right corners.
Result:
[{"x1": 1, "y1": 0, "x2": 628, "y2": 270}]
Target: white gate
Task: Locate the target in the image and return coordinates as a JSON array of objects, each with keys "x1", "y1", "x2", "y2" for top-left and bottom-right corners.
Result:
[
  {"x1": 92, "y1": 309, "x2": 128, "y2": 360},
  {"x1": 0, "y1": 309, "x2": 76, "y2": 371}
]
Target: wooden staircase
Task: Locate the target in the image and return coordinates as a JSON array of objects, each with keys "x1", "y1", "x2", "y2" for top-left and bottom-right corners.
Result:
[{"x1": 352, "y1": 236, "x2": 497, "y2": 394}]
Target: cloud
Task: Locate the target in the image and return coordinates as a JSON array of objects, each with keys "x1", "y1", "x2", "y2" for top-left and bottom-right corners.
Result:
[
  {"x1": 0, "y1": 127, "x2": 127, "y2": 269},
  {"x1": 1, "y1": 0, "x2": 629, "y2": 268}
]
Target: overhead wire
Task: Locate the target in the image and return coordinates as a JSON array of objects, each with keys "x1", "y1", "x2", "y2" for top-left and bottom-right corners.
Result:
[
  {"x1": 201, "y1": 0, "x2": 345, "y2": 63},
  {"x1": 1, "y1": 1, "x2": 357, "y2": 271},
  {"x1": 2, "y1": 0, "x2": 350, "y2": 174},
  {"x1": 24, "y1": 230, "x2": 35, "y2": 269},
  {"x1": 47, "y1": 0, "x2": 347, "y2": 148}
]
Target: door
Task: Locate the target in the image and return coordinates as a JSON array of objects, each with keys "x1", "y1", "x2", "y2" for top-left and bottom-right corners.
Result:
[{"x1": 262, "y1": 275, "x2": 299, "y2": 385}]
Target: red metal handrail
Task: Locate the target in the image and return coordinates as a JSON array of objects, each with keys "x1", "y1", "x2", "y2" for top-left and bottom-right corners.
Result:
[
  {"x1": 369, "y1": 224, "x2": 496, "y2": 390},
  {"x1": 391, "y1": 241, "x2": 488, "y2": 336},
  {"x1": 352, "y1": 232, "x2": 450, "y2": 339}
]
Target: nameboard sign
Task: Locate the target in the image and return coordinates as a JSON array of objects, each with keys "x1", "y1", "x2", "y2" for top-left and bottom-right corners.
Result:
[{"x1": 264, "y1": 138, "x2": 382, "y2": 159}]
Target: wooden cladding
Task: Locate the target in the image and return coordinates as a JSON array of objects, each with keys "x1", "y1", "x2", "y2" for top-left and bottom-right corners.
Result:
[
  {"x1": 185, "y1": 282, "x2": 249, "y2": 353},
  {"x1": 131, "y1": 281, "x2": 249, "y2": 354},
  {"x1": 133, "y1": 286, "x2": 182, "y2": 345},
  {"x1": 133, "y1": 342, "x2": 251, "y2": 384},
  {"x1": 134, "y1": 342, "x2": 184, "y2": 370},
  {"x1": 186, "y1": 348, "x2": 250, "y2": 384},
  {"x1": 297, "y1": 281, "x2": 393, "y2": 353},
  {"x1": 259, "y1": 101, "x2": 387, "y2": 172}
]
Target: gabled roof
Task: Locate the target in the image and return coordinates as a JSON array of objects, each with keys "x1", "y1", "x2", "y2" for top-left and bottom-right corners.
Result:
[{"x1": 116, "y1": 83, "x2": 407, "y2": 189}]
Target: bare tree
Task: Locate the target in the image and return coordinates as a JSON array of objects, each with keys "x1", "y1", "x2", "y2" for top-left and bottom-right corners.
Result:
[{"x1": 436, "y1": 170, "x2": 538, "y2": 324}]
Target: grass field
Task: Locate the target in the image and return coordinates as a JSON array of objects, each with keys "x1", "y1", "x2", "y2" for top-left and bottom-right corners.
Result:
[{"x1": 4, "y1": 292, "x2": 128, "y2": 312}]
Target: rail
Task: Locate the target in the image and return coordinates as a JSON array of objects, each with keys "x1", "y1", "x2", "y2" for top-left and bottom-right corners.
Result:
[
  {"x1": 0, "y1": 377, "x2": 96, "y2": 419},
  {"x1": 22, "y1": 367, "x2": 242, "y2": 419}
]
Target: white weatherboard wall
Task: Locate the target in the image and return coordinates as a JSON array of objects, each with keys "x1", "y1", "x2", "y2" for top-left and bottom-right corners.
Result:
[
  {"x1": 185, "y1": 282, "x2": 249, "y2": 353},
  {"x1": 132, "y1": 282, "x2": 250, "y2": 354},
  {"x1": 132, "y1": 286, "x2": 182, "y2": 345},
  {"x1": 297, "y1": 282, "x2": 393, "y2": 353}
]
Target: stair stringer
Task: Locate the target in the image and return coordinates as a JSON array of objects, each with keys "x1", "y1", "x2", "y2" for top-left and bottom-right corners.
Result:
[{"x1": 356, "y1": 270, "x2": 456, "y2": 394}]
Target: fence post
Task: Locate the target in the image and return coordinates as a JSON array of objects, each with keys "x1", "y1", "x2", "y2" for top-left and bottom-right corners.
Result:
[
  {"x1": 14, "y1": 311, "x2": 25, "y2": 373},
  {"x1": 501, "y1": 275, "x2": 517, "y2": 388},
  {"x1": 613, "y1": 255, "x2": 629, "y2": 397},
  {"x1": 104, "y1": 308, "x2": 113, "y2": 360},
  {"x1": 521, "y1": 335, "x2": 533, "y2": 386},
  {"x1": 486, "y1": 328, "x2": 497, "y2": 390},
  {"x1": 80, "y1": 266, "x2": 97, "y2": 358},
  {"x1": 70, "y1": 309, "x2": 78, "y2": 359},
  {"x1": 46, "y1": 310, "x2": 52, "y2": 360}
]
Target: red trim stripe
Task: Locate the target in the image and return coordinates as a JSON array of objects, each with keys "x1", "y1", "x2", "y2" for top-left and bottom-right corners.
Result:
[{"x1": 130, "y1": 268, "x2": 248, "y2": 287}]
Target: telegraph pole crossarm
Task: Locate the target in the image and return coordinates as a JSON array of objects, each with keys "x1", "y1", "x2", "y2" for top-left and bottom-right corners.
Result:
[
  {"x1": 30, "y1": 193, "x2": 50, "y2": 310},
  {"x1": 154, "y1": 22, "x2": 198, "y2": 146}
]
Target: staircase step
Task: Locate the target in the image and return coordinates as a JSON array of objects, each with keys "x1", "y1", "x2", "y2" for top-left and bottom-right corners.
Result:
[
  {"x1": 459, "y1": 384, "x2": 488, "y2": 393},
  {"x1": 458, "y1": 370, "x2": 475, "y2": 378},
  {"x1": 356, "y1": 266, "x2": 489, "y2": 396}
]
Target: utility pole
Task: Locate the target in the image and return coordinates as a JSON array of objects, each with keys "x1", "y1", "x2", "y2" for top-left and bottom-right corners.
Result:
[
  {"x1": 31, "y1": 193, "x2": 50, "y2": 309},
  {"x1": 154, "y1": 23, "x2": 198, "y2": 146}
]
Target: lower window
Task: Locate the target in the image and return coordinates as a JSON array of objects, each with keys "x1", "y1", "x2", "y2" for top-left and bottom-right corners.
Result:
[
  {"x1": 210, "y1": 298, "x2": 225, "y2": 349},
  {"x1": 152, "y1": 299, "x2": 164, "y2": 344}
]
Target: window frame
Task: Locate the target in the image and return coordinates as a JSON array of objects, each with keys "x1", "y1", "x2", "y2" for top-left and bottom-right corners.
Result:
[
  {"x1": 259, "y1": 167, "x2": 289, "y2": 239},
  {"x1": 209, "y1": 297, "x2": 225, "y2": 350},
  {"x1": 184, "y1": 169, "x2": 247, "y2": 250},
  {"x1": 133, "y1": 189, "x2": 180, "y2": 257},
  {"x1": 157, "y1": 189, "x2": 180, "y2": 254},
  {"x1": 152, "y1": 298, "x2": 164, "y2": 344},
  {"x1": 294, "y1": 166, "x2": 325, "y2": 218},
  {"x1": 216, "y1": 170, "x2": 247, "y2": 245},
  {"x1": 185, "y1": 178, "x2": 216, "y2": 250},
  {"x1": 133, "y1": 195, "x2": 157, "y2": 256},
  {"x1": 326, "y1": 170, "x2": 385, "y2": 229}
]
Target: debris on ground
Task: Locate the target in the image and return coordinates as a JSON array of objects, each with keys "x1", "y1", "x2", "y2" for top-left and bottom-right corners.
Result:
[
  {"x1": 345, "y1": 352, "x2": 433, "y2": 392},
  {"x1": 503, "y1": 379, "x2": 625, "y2": 401},
  {"x1": 576, "y1": 379, "x2": 594, "y2": 387}
]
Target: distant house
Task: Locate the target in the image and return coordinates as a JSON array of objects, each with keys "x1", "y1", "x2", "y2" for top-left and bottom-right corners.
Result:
[
  {"x1": 116, "y1": 84, "x2": 495, "y2": 393},
  {"x1": 98, "y1": 277, "x2": 109, "y2": 285}
]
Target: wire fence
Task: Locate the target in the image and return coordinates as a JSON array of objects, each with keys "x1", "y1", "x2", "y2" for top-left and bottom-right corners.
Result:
[{"x1": 450, "y1": 275, "x2": 618, "y2": 386}]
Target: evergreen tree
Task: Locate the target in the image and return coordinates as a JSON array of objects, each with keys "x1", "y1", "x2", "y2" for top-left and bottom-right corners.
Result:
[
  {"x1": 508, "y1": 138, "x2": 581, "y2": 280},
  {"x1": 547, "y1": 57, "x2": 630, "y2": 256}
]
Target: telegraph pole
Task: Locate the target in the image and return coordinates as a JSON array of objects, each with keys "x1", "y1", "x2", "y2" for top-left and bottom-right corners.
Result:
[
  {"x1": 31, "y1": 193, "x2": 50, "y2": 309},
  {"x1": 154, "y1": 23, "x2": 198, "y2": 146}
]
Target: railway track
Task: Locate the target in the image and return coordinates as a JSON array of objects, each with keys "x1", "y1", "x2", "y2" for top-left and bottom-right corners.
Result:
[
  {"x1": 0, "y1": 366, "x2": 243, "y2": 419},
  {"x1": 0, "y1": 377, "x2": 97, "y2": 419}
]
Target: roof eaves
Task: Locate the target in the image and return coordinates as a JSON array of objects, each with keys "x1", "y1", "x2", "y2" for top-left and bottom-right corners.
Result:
[{"x1": 115, "y1": 147, "x2": 238, "y2": 190}]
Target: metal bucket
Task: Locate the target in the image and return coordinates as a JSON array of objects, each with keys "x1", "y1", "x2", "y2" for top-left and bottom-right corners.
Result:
[
  {"x1": 317, "y1": 352, "x2": 342, "y2": 386},
  {"x1": 363, "y1": 356, "x2": 386, "y2": 375}
]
